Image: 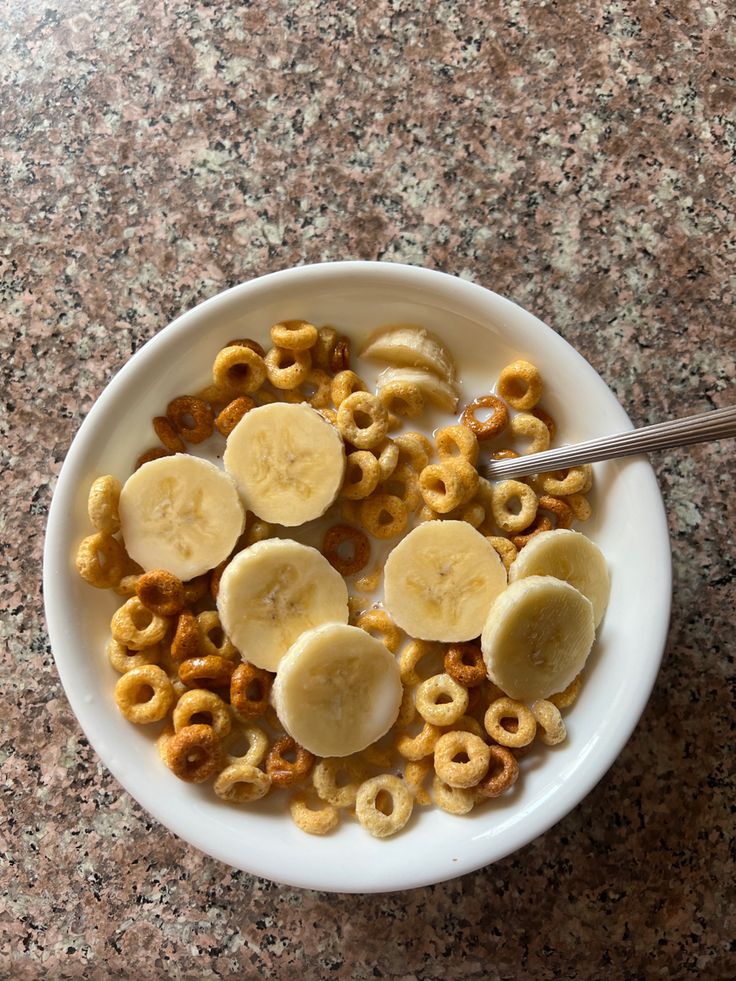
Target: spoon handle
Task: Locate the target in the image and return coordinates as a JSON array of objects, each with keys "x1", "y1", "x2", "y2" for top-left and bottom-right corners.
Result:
[{"x1": 481, "y1": 404, "x2": 736, "y2": 481}]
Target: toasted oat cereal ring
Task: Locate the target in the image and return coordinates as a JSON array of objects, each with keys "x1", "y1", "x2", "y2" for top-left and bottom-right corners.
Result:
[
  {"x1": 380, "y1": 461, "x2": 422, "y2": 513},
  {"x1": 403, "y1": 758, "x2": 433, "y2": 806},
  {"x1": 395, "y1": 685, "x2": 416, "y2": 729},
  {"x1": 182, "y1": 575, "x2": 209, "y2": 605},
  {"x1": 377, "y1": 380, "x2": 424, "y2": 419},
  {"x1": 299, "y1": 368, "x2": 332, "y2": 409},
  {"x1": 450, "y1": 714, "x2": 487, "y2": 740},
  {"x1": 266, "y1": 736, "x2": 315, "y2": 788},
  {"x1": 114, "y1": 664, "x2": 174, "y2": 724},
  {"x1": 213, "y1": 344, "x2": 267, "y2": 395},
  {"x1": 490, "y1": 479, "x2": 539, "y2": 534},
  {"x1": 474, "y1": 745, "x2": 520, "y2": 798},
  {"x1": 171, "y1": 609, "x2": 201, "y2": 662},
  {"x1": 354, "y1": 565, "x2": 382, "y2": 594},
  {"x1": 111, "y1": 596, "x2": 169, "y2": 650},
  {"x1": 487, "y1": 535, "x2": 518, "y2": 571},
  {"x1": 87, "y1": 475, "x2": 122, "y2": 534},
  {"x1": 415, "y1": 673, "x2": 469, "y2": 726},
  {"x1": 510, "y1": 514, "x2": 553, "y2": 550},
  {"x1": 152, "y1": 415, "x2": 185, "y2": 453},
  {"x1": 209, "y1": 559, "x2": 228, "y2": 601},
  {"x1": 245, "y1": 518, "x2": 274, "y2": 546},
  {"x1": 341, "y1": 450, "x2": 381, "y2": 500},
  {"x1": 313, "y1": 757, "x2": 368, "y2": 809},
  {"x1": 566, "y1": 492, "x2": 592, "y2": 522},
  {"x1": 225, "y1": 337, "x2": 266, "y2": 357},
  {"x1": 510, "y1": 412, "x2": 551, "y2": 454},
  {"x1": 531, "y1": 405, "x2": 556, "y2": 439},
  {"x1": 484, "y1": 697, "x2": 537, "y2": 748},
  {"x1": 270, "y1": 319, "x2": 318, "y2": 352},
  {"x1": 197, "y1": 610, "x2": 237, "y2": 660},
  {"x1": 434, "y1": 731, "x2": 491, "y2": 789},
  {"x1": 164, "y1": 723, "x2": 222, "y2": 783},
  {"x1": 289, "y1": 789, "x2": 339, "y2": 834},
  {"x1": 317, "y1": 406, "x2": 338, "y2": 426},
  {"x1": 531, "y1": 699, "x2": 567, "y2": 746},
  {"x1": 359, "y1": 493, "x2": 408, "y2": 539},
  {"x1": 107, "y1": 638, "x2": 161, "y2": 674},
  {"x1": 179, "y1": 654, "x2": 235, "y2": 691},
  {"x1": 214, "y1": 761, "x2": 271, "y2": 803},
  {"x1": 215, "y1": 396, "x2": 256, "y2": 436},
  {"x1": 492, "y1": 449, "x2": 520, "y2": 462},
  {"x1": 330, "y1": 369, "x2": 367, "y2": 408},
  {"x1": 359, "y1": 730, "x2": 398, "y2": 769},
  {"x1": 538, "y1": 464, "x2": 593, "y2": 497},
  {"x1": 166, "y1": 396, "x2": 214, "y2": 444},
  {"x1": 549, "y1": 673, "x2": 583, "y2": 709},
  {"x1": 76, "y1": 532, "x2": 127, "y2": 589},
  {"x1": 355, "y1": 774, "x2": 413, "y2": 838},
  {"x1": 444, "y1": 643, "x2": 487, "y2": 688},
  {"x1": 230, "y1": 661, "x2": 274, "y2": 720},
  {"x1": 134, "y1": 447, "x2": 172, "y2": 470},
  {"x1": 323, "y1": 523, "x2": 371, "y2": 577},
  {"x1": 329, "y1": 335, "x2": 351, "y2": 373},
  {"x1": 394, "y1": 431, "x2": 434, "y2": 472},
  {"x1": 370, "y1": 440, "x2": 398, "y2": 483},
  {"x1": 312, "y1": 325, "x2": 338, "y2": 370},
  {"x1": 356, "y1": 608, "x2": 402, "y2": 653},
  {"x1": 432, "y1": 775, "x2": 476, "y2": 815},
  {"x1": 461, "y1": 394, "x2": 509, "y2": 441},
  {"x1": 459, "y1": 501, "x2": 486, "y2": 529},
  {"x1": 222, "y1": 723, "x2": 269, "y2": 767},
  {"x1": 435, "y1": 424, "x2": 480, "y2": 466},
  {"x1": 114, "y1": 573, "x2": 141, "y2": 598},
  {"x1": 419, "y1": 459, "x2": 477, "y2": 514},
  {"x1": 496, "y1": 359, "x2": 543, "y2": 411},
  {"x1": 135, "y1": 569, "x2": 185, "y2": 617},
  {"x1": 537, "y1": 494, "x2": 574, "y2": 529},
  {"x1": 397, "y1": 720, "x2": 443, "y2": 760},
  {"x1": 173, "y1": 688, "x2": 232, "y2": 740},
  {"x1": 264, "y1": 346, "x2": 311, "y2": 389},
  {"x1": 337, "y1": 391, "x2": 389, "y2": 449},
  {"x1": 399, "y1": 639, "x2": 444, "y2": 687},
  {"x1": 417, "y1": 503, "x2": 439, "y2": 522},
  {"x1": 193, "y1": 383, "x2": 230, "y2": 406}
]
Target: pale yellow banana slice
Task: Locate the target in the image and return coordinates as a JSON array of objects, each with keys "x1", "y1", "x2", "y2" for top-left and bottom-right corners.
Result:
[
  {"x1": 119, "y1": 454, "x2": 244, "y2": 581},
  {"x1": 508, "y1": 529, "x2": 610, "y2": 628},
  {"x1": 216, "y1": 539, "x2": 349, "y2": 671},
  {"x1": 272, "y1": 623, "x2": 403, "y2": 757},
  {"x1": 223, "y1": 402, "x2": 346, "y2": 526},
  {"x1": 361, "y1": 324, "x2": 457, "y2": 382},
  {"x1": 376, "y1": 366, "x2": 460, "y2": 413},
  {"x1": 383, "y1": 520, "x2": 507, "y2": 642},
  {"x1": 481, "y1": 575, "x2": 595, "y2": 701}
]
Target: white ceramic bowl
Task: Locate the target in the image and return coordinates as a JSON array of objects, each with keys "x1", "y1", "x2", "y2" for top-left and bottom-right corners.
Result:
[{"x1": 44, "y1": 261, "x2": 671, "y2": 892}]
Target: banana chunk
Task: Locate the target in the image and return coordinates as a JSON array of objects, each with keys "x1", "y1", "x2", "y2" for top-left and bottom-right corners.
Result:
[
  {"x1": 508, "y1": 528, "x2": 610, "y2": 628},
  {"x1": 216, "y1": 539, "x2": 349, "y2": 671},
  {"x1": 272, "y1": 623, "x2": 403, "y2": 757},
  {"x1": 223, "y1": 402, "x2": 346, "y2": 526},
  {"x1": 119, "y1": 454, "x2": 245, "y2": 581},
  {"x1": 481, "y1": 575, "x2": 595, "y2": 701},
  {"x1": 384, "y1": 521, "x2": 507, "y2": 642},
  {"x1": 361, "y1": 324, "x2": 457, "y2": 383}
]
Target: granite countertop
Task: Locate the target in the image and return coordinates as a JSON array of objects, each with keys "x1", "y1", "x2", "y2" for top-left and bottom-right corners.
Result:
[{"x1": 2, "y1": 0, "x2": 734, "y2": 976}]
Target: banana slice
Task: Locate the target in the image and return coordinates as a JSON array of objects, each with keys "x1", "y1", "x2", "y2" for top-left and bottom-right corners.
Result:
[
  {"x1": 383, "y1": 520, "x2": 507, "y2": 642},
  {"x1": 481, "y1": 575, "x2": 595, "y2": 701},
  {"x1": 508, "y1": 529, "x2": 610, "y2": 628},
  {"x1": 361, "y1": 324, "x2": 457, "y2": 382},
  {"x1": 376, "y1": 366, "x2": 460, "y2": 413},
  {"x1": 119, "y1": 454, "x2": 245, "y2": 581},
  {"x1": 216, "y1": 539, "x2": 349, "y2": 671},
  {"x1": 272, "y1": 623, "x2": 403, "y2": 757},
  {"x1": 223, "y1": 402, "x2": 346, "y2": 526}
]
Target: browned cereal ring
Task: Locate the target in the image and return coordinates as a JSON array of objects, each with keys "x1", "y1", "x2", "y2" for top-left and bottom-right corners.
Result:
[
  {"x1": 76, "y1": 532, "x2": 127, "y2": 589},
  {"x1": 225, "y1": 337, "x2": 266, "y2": 357},
  {"x1": 213, "y1": 345, "x2": 267, "y2": 395},
  {"x1": 266, "y1": 736, "x2": 315, "y2": 788},
  {"x1": 461, "y1": 394, "x2": 509, "y2": 441},
  {"x1": 537, "y1": 494, "x2": 574, "y2": 530},
  {"x1": 179, "y1": 654, "x2": 235, "y2": 690},
  {"x1": 419, "y1": 459, "x2": 477, "y2": 514},
  {"x1": 329, "y1": 335, "x2": 351, "y2": 373},
  {"x1": 110, "y1": 596, "x2": 169, "y2": 650},
  {"x1": 380, "y1": 461, "x2": 422, "y2": 513},
  {"x1": 474, "y1": 745, "x2": 520, "y2": 798},
  {"x1": 355, "y1": 774, "x2": 413, "y2": 838},
  {"x1": 415, "y1": 673, "x2": 469, "y2": 726},
  {"x1": 532, "y1": 405, "x2": 556, "y2": 439},
  {"x1": 396, "y1": 720, "x2": 443, "y2": 760},
  {"x1": 230, "y1": 661, "x2": 274, "y2": 720},
  {"x1": 431, "y1": 775, "x2": 475, "y2": 814},
  {"x1": 549, "y1": 673, "x2": 583, "y2": 709},
  {"x1": 312, "y1": 325, "x2": 338, "y2": 370},
  {"x1": 312, "y1": 757, "x2": 368, "y2": 809},
  {"x1": 270, "y1": 319, "x2": 318, "y2": 351},
  {"x1": 403, "y1": 758, "x2": 433, "y2": 806},
  {"x1": 164, "y1": 723, "x2": 223, "y2": 783},
  {"x1": 394, "y1": 431, "x2": 434, "y2": 472},
  {"x1": 214, "y1": 761, "x2": 271, "y2": 802},
  {"x1": 435, "y1": 424, "x2": 479, "y2": 466},
  {"x1": 165, "y1": 396, "x2": 214, "y2": 444},
  {"x1": 323, "y1": 523, "x2": 371, "y2": 577},
  {"x1": 196, "y1": 610, "x2": 237, "y2": 659},
  {"x1": 337, "y1": 391, "x2": 389, "y2": 449},
  {"x1": 484, "y1": 697, "x2": 537, "y2": 748},
  {"x1": 497, "y1": 360, "x2": 543, "y2": 411},
  {"x1": 510, "y1": 412, "x2": 550, "y2": 454},
  {"x1": 182, "y1": 575, "x2": 209, "y2": 605},
  {"x1": 114, "y1": 664, "x2": 174, "y2": 724},
  {"x1": 377, "y1": 380, "x2": 424, "y2": 419},
  {"x1": 87, "y1": 475, "x2": 122, "y2": 534},
  {"x1": 434, "y1": 731, "x2": 491, "y2": 789},
  {"x1": 395, "y1": 685, "x2": 416, "y2": 729},
  {"x1": 215, "y1": 396, "x2": 256, "y2": 436},
  {"x1": 135, "y1": 569, "x2": 185, "y2": 617},
  {"x1": 289, "y1": 789, "x2": 339, "y2": 834},
  {"x1": 399, "y1": 639, "x2": 444, "y2": 687},
  {"x1": 538, "y1": 464, "x2": 593, "y2": 497},
  {"x1": 134, "y1": 447, "x2": 172, "y2": 470},
  {"x1": 486, "y1": 535, "x2": 518, "y2": 571},
  {"x1": 356, "y1": 608, "x2": 402, "y2": 653},
  {"x1": 491, "y1": 479, "x2": 539, "y2": 533},
  {"x1": 152, "y1": 415, "x2": 185, "y2": 453},
  {"x1": 510, "y1": 514, "x2": 553, "y2": 550},
  {"x1": 341, "y1": 450, "x2": 381, "y2": 500},
  {"x1": 264, "y1": 346, "x2": 311, "y2": 389},
  {"x1": 444, "y1": 643, "x2": 487, "y2": 688},
  {"x1": 171, "y1": 609, "x2": 201, "y2": 663},
  {"x1": 566, "y1": 492, "x2": 592, "y2": 522},
  {"x1": 173, "y1": 688, "x2": 232, "y2": 740},
  {"x1": 209, "y1": 559, "x2": 228, "y2": 601},
  {"x1": 330, "y1": 369, "x2": 367, "y2": 408},
  {"x1": 359, "y1": 493, "x2": 408, "y2": 539},
  {"x1": 531, "y1": 699, "x2": 567, "y2": 745},
  {"x1": 106, "y1": 638, "x2": 162, "y2": 674},
  {"x1": 222, "y1": 723, "x2": 269, "y2": 767}
]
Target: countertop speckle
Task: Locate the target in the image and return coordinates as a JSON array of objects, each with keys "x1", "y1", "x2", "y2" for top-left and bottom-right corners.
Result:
[{"x1": 2, "y1": 1, "x2": 734, "y2": 977}]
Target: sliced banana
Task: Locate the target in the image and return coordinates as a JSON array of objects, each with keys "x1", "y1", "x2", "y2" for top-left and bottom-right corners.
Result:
[
  {"x1": 481, "y1": 575, "x2": 595, "y2": 701},
  {"x1": 216, "y1": 539, "x2": 349, "y2": 671},
  {"x1": 508, "y1": 529, "x2": 610, "y2": 628},
  {"x1": 272, "y1": 623, "x2": 403, "y2": 757},
  {"x1": 223, "y1": 402, "x2": 346, "y2": 526},
  {"x1": 361, "y1": 324, "x2": 457, "y2": 382},
  {"x1": 376, "y1": 366, "x2": 460, "y2": 413},
  {"x1": 383, "y1": 520, "x2": 507, "y2": 642},
  {"x1": 119, "y1": 454, "x2": 244, "y2": 581}
]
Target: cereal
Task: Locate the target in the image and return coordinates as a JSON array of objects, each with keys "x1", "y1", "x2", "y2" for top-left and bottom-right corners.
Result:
[
  {"x1": 166, "y1": 396, "x2": 214, "y2": 444},
  {"x1": 213, "y1": 344, "x2": 267, "y2": 395},
  {"x1": 222, "y1": 724, "x2": 269, "y2": 767},
  {"x1": 289, "y1": 790, "x2": 339, "y2": 835},
  {"x1": 435, "y1": 424, "x2": 479, "y2": 466},
  {"x1": 135, "y1": 569, "x2": 185, "y2": 617},
  {"x1": 461, "y1": 394, "x2": 509, "y2": 441},
  {"x1": 152, "y1": 415, "x2": 185, "y2": 453},
  {"x1": 474, "y1": 745, "x2": 519, "y2": 798},
  {"x1": 215, "y1": 396, "x2": 256, "y2": 436},
  {"x1": 566, "y1": 492, "x2": 593, "y2": 522},
  {"x1": 114, "y1": 664, "x2": 174, "y2": 724},
  {"x1": 434, "y1": 731, "x2": 491, "y2": 789},
  {"x1": 374, "y1": 438, "x2": 400, "y2": 481},
  {"x1": 393, "y1": 431, "x2": 434, "y2": 471},
  {"x1": 134, "y1": 447, "x2": 171, "y2": 470},
  {"x1": 487, "y1": 535, "x2": 518, "y2": 571},
  {"x1": 377, "y1": 380, "x2": 424, "y2": 419},
  {"x1": 245, "y1": 518, "x2": 274, "y2": 546},
  {"x1": 196, "y1": 610, "x2": 237, "y2": 659},
  {"x1": 311, "y1": 326, "x2": 338, "y2": 369},
  {"x1": 549, "y1": 673, "x2": 583, "y2": 709},
  {"x1": 531, "y1": 699, "x2": 567, "y2": 745},
  {"x1": 532, "y1": 405, "x2": 556, "y2": 439},
  {"x1": 356, "y1": 608, "x2": 402, "y2": 653},
  {"x1": 341, "y1": 450, "x2": 381, "y2": 500},
  {"x1": 331, "y1": 369, "x2": 367, "y2": 408},
  {"x1": 537, "y1": 494, "x2": 574, "y2": 530},
  {"x1": 230, "y1": 662, "x2": 273, "y2": 720},
  {"x1": 162, "y1": 725, "x2": 222, "y2": 783},
  {"x1": 497, "y1": 359, "x2": 543, "y2": 411},
  {"x1": 337, "y1": 391, "x2": 389, "y2": 449},
  {"x1": 173, "y1": 688, "x2": 232, "y2": 740},
  {"x1": 300, "y1": 369, "x2": 333, "y2": 409},
  {"x1": 171, "y1": 609, "x2": 201, "y2": 663},
  {"x1": 538, "y1": 464, "x2": 593, "y2": 497},
  {"x1": 415, "y1": 673, "x2": 469, "y2": 726},
  {"x1": 313, "y1": 757, "x2": 367, "y2": 808},
  {"x1": 225, "y1": 337, "x2": 266, "y2": 357},
  {"x1": 87, "y1": 475, "x2": 122, "y2": 534},
  {"x1": 106, "y1": 638, "x2": 161, "y2": 674},
  {"x1": 510, "y1": 514, "x2": 553, "y2": 550},
  {"x1": 491, "y1": 479, "x2": 539, "y2": 533},
  {"x1": 397, "y1": 721, "x2": 443, "y2": 760},
  {"x1": 355, "y1": 775, "x2": 414, "y2": 838},
  {"x1": 510, "y1": 412, "x2": 551, "y2": 454},
  {"x1": 179, "y1": 654, "x2": 235, "y2": 690},
  {"x1": 403, "y1": 758, "x2": 433, "y2": 806},
  {"x1": 266, "y1": 736, "x2": 315, "y2": 788},
  {"x1": 399, "y1": 639, "x2": 444, "y2": 687},
  {"x1": 76, "y1": 532, "x2": 127, "y2": 589},
  {"x1": 419, "y1": 459, "x2": 477, "y2": 513},
  {"x1": 270, "y1": 319, "x2": 318, "y2": 351},
  {"x1": 359, "y1": 493, "x2": 408, "y2": 539},
  {"x1": 444, "y1": 643, "x2": 487, "y2": 688},
  {"x1": 264, "y1": 346, "x2": 311, "y2": 389},
  {"x1": 182, "y1": 575, "x2": 209, "y2": 605},
  {"x1": 379, "y1": 461, "x2": 422, "y2": 513},
  {"x1": 111, "y1": 596, "x2": 169, "y2": 650},
  {"x1": 431, "y1": 775, "x2": 475, "y2": 815},
  {"x1": 484, "y1": 697, "x2": 537, "y2": 748},
  {"x1": 322, "y1": 523, "x2": 371, "y2": 576},
  {"x1": 329, "y1": 336, "x2": 351, "y2": 373},
  {"x1": 215, "y1": 761, "x2": 271, "y2": 803}
]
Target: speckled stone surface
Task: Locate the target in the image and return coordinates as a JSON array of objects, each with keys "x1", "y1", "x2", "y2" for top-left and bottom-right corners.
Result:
[{"x1": 2, "y1": 0, "x2": 735, "y2": 976}]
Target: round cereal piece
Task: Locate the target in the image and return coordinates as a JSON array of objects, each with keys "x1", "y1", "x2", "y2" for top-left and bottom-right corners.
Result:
[
  {"x1": 134, "y1": 447, "x2": 172, "y2": 470},
  {"x1": 245, "y1": 518, "x2": 274, "y2": 546},
  {"x1": 341, "y1": 450, "x2": 381, "y2": 500},
  {"x1": 114, "y1": 573, "x2": 142, "y2": 598},
  {"x1": 492, "y1": 448, "x2": 520, "y2": 461},
  {"x1": 474, "y1": 744, "x2": 520, "y2": 798},
  {"x1": 537, "y1": 494, "x2": 574, "y2": 530},
  {"x1": 510, "y1": 412, "x2": 551, "y2": 455},
  {"x1": 399, "y1": 639, "x2": 444, "y2": 687},
  {"x1": 359, "y1": 493, "x2": 408, "y2": 539},
  {"x1": 490, "y1": 479, "x2": 539, "y2": 534},
  {"x1": 106, "y1": 638, "x2": 161, "y2": 674},
  {"x1": 301, "y1": 369, "x2": 332, "y2": 409},
  {"x1": 355, "y1": 774, "x2": 413, "y2": 838},
  {"x1": 153, "y1": 415, "x2": 185, "y2": 453},
  {"x1": 222, "y1": 723, "x2": 269, "y2": 767},
  {"x1": 215, "y1": 396, "x2": 256, "y2": 436},
  {"x1": 289, "y1": 789, "x2": 339, "y2": 835},
  {"x1": 114, "y1": 664, "x2": 174, "y2": 724},
  {"x1": 225, "y1": 337, "x2": 266, "y2": 357},
  {"x1": 484, "y1": 697, "x2": 537, "y2": 748},
  {"x1": 264, "y1": 346, "x2": 311, "y2": 389},
  {"x1": 270, "y1": 319, "x2": 318, "y2": 352},
  {"x1": 173, "y1": 688, "x2": 232, "y2": 740},
  {"x1": 538, "y1": 465, "x2": 593, "y2": 497},
  {"x1": 531, "y1": 699, "x2": 567, "y2": 746},
  {"x1": 461, "y1": 394, "x2": 509, "y2": 441},
  {"x1": 330, "y1": 369, "x2": 367, "y2": 408},
  {"x1": 87, "y1": 475, "x2": 122, "y2": 534},
  {"x1": 566, "y1": 493, "x2": 592, "y2": 522},
  {"x1": 532, "y1": 405, "x2": 556, "y2": 439},
  {"x1": 266, "y1": 736, "x2": 315, "y2": 788},
  {"x1": 311, "y1": 325, "x2": 338, "y2": 370},
  {"x1": 196, "y1": 610, "x2": 237, "y2": 660},
  {"x1": 377, "y1": 380, "x2": 424, "y2": 419},
  {"x1": 487, "y1": 535, "x2": 518, "y2": 571},
  {"x1": 76, "y1": 532, "x2": 127, "y2": 589},
  {"x1": 435, "y1": 424, "x2": 479, "y2": 466},
  {"x1": 209, "y1": 559, "x2": 228, "y2": 601},
  {"x1": 403, "y1": 758, "x2": 433, "y2": 806},
  {"x1": 459, "y1": 501, "x2": 486, "y2": 529},
  {"x1": 329, "y1": 336, "x2": 351, "y2": 373},
  {"x1": 230, "y1": 661, "x2": 273, "y2": 720},
  {"x1": 434, "y1": 731, "x2": 491, "y2": 789},
  {"x1": 510, "y1": 515, "x2": 553, "y2": 550},
  {"x1": 166, "y1": 396, "x2": 214, "y2": 444},
  {"x1": 380, "y1": 461, "x2": 422, "y2": 512},
  {"x1": 415, "y1": 673, "x2": 469, "y2": 726},
  {"x1": 312, "y1": 756, "x2": 368, "y2": 808},
  {"x1": 444, "y1": 642, "x2": 487, "y2": 688},
  {"x1": 214, "y1": 761, "x2": 271, "y2": 803},
  {"x1": 394, "y1": 431, "x2": 434, "y2": 472},
  {"x1": 549, "y1": 673, "x2": 583, "y2": 709},
  {"x1": 183, "y1": 575, "x2": 209, "y2": 605},
  {"x1": 497, "y1": 359, "x2": 543, "y2": 411},
  {"x1": 163, "y1": 723, "x2": 222, "y2": 783},
  {"x1": 135, "y1": 569, "x2": 185, "y2": 617},
  {"x1": 431, "y1": 775, "x2": 476, "y2": 815},
  {"x1": 374, "y1": 438, "x2": 400, "y2": 482},
  {"x1": 395, "y1": 685, "x2": 416, "y2": 729},
  {"x1": 419, "y1": 459, "x2": 478, "y2": 514},
  {"x1": 213, "y1": 344, "x2": 268, "y2": 395},
  {"x1": 322, "y1": 523, "x2": 371, "y2": 577},
  {"x1": 179, "y1": 654, "x2": 235, "y2": 690},
  {"x1": 451, "y1": 714, "x2": 488, "y2": 740},
  {"x1": 396, "y1": 720, "x2": 443, "y2": 760},
  {"x1": 337, "y1": 391, "x2": 389, "y2": 450},
  {"x1": 171, "y1": 609, "x2": 201, "y2": 663},
  {"x1": 110, "y1": 596, "x2": 169, "y2": 650},
  {"x1": 356, "y1": 608, "x2": 402, "y2": 653}
]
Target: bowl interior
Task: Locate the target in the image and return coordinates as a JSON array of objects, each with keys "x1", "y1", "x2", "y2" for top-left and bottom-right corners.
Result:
[{"x1": 44, "y1": 262, "x2": 671, "y2": 892}]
